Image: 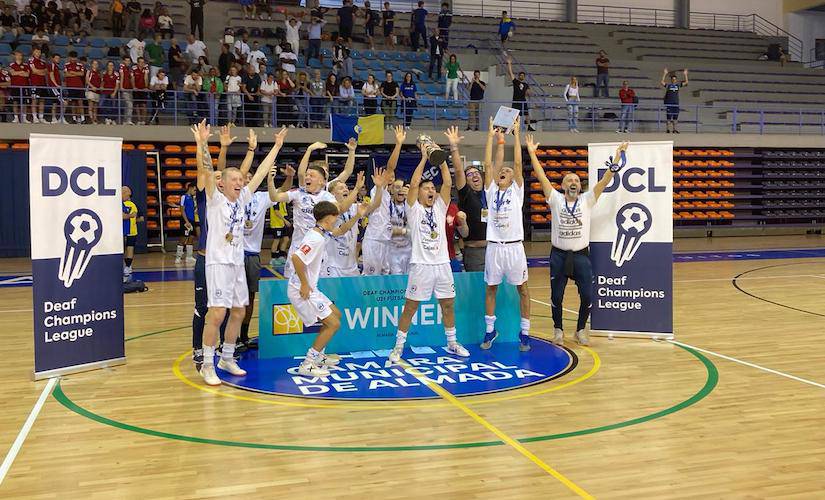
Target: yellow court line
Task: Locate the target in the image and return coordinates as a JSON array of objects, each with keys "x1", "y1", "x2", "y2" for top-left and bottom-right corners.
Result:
[
  {"x1": 398, "y1": 358, "x2": 594, "y2": 499},
  {"x1": 171, "y1": 344, "x2": 601, "y2": 410},
  {"x1": 264, "y1": 265, "x2": 285, "y2": 280}
]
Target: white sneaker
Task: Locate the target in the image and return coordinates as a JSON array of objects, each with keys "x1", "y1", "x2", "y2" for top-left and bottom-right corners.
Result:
[
  {"x1": 553, "y1": 328, "x2": 564, "y2": 345},
  {"x1": 199, "y1": 364, "x2": 221, "y2": 385},
  {"x1": 22, "y1": 116, "x2": 30, "y2": 123},
  {"x1": 575, "y1": 329, "x2": 590, "y2": 346},
  {"x1": 32, "y1": 116, "x2": 40, "y2": 123},
  {"x1": 446, "y1": 343, "x2": 470, "y2": 357},
  {"x1": 125, "y1": 121, "x2": 134, "y2": 125},
  {"x1": 615, "y1": 129, "x2": 622, "y2": 133},
  {"x1": 319, "y1": 353, "x2": 341, "y2": 366},
  {"x1": 297, "y1": 362, "x2": 330, "y2": 377},
  {"x1": 388, "y1": 346, "x2": 403, "y2": 363},
  {"x1": 50, "y1": 118, "x2": 58, "y2": 124},
  {"x1": 186, "y1": 256, "x2": 197, "y2": 265},
  {"x1": 217, "y1": 358, "x2": 247, "y2": 376},
  {"x1": 11, "y1": 116, "x2": 18, "y2": 123},
  {"x1": 174, "y1": 257, "x2": 183, "y2": 265}
]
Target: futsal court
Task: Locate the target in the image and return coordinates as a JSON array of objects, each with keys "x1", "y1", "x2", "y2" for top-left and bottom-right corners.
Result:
[{"x1": 2, "y1": 235, "x2": 824, "y2": 499}]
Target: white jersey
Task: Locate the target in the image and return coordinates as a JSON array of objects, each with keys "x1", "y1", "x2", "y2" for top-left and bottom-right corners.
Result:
[
  {"x1": 325, "y1": 204, "x2": 358, "y2": 269},
  {"x1": 548, "y1": 189, "x2": 596, "y2": 251},
  {"x1": 243, "y1": 191, "x2": 275, "y2": 254},
  {"x1": 389, "y1": 199, "x2": 411, "y2": 249},
  {"x1": 288, "y1": 187, "x2": 336, "y2": 242},
  {"x1": 206, "y1": 187, "x2": 252, "y2": 266},
  {"x1": 288, "y1": 229, "x2": 329, "y2": 292},
  {"x1": 408, "y1": 197, "x2": 449, "y2": 265},
  {"x1": 486, "y1": 182, "x2": 524, "y2": 242},
  {"x1": 364, "y1": 186, "x2": 392, "y2": 242}
]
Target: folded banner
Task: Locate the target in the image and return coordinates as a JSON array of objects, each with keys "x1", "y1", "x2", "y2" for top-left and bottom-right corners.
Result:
[
  {"x1": 259, "y1": 272, "x2": 520, "y2": 358},
  {"x1": 330, "y1": 113, "x2": 385, "y2": 145},
  {"x1": 587, "y1": 141, "x2": 673, "y2": 338},
  {"x1": 29, "y1": 133, "x2": 125, "y2": 379}
]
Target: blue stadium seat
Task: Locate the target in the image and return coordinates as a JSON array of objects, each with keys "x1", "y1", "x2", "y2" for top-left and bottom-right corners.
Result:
[
  {"x1": 51, "y1": 46, "x2": 68, "y2": 57},
  {"x1": 321, "y1": 47, "x2": 332, "y2": 57},
  {"x1": 308, "y1": 59, "x2": 322, "y2": 69},
  {"x1": 86, "y1": 47, "x2": 106, "y2": 59},
  {"x1": 17, "y1": 44, "x2": 32, "y2": 56},
  {"x1": 0, "y1": 32, "x2": 14, "y2": 43},
  {"x1": 368, "y1": 60, "x2": 384, "y2": 71},
  {"x1": 362, "y1": 50, "x2": 375, "y2": 59},
  {"x1": 405, "y1": 51, "x2": 418, "y2": 61},
  {"x1": 18, "y1": 34, "x2": 33, "y2": 42},
  {"x1": 391, "y1": 51, "x2": 405, "y2": 62},
  {"x1": 0, "y1": 43, "x2": 11, "y2": 56},
  {"x1": 52, "y1": 35, "x2": 69, "y2": 46},
  {"x1": 377, "y1": 51, "x2": 390, "y2": 60},
  {"x1": 354, "y1": 58, "x2": 368, "y2": 70},
  {"x1": 89, "y1": 38, "x2": 107, "y2": 48},
  {"x1": 349, "y1": 49, "x2": 361, "y2": 59}
]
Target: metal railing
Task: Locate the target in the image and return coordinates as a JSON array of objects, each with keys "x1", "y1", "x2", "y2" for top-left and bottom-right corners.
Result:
[
  {"x1": 578, "y1": 4, "x2": 677, "y2": 28},
  {"x1": 6, "y1": 85, "x2": 825, "y2": 135}
]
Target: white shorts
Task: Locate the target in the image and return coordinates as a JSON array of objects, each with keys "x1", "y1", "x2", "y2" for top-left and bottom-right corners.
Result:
[
  {"x1": 287, "y1": 285, "x2": 334, "y2": 326},
  {"x1": 206, "y1": 263, "x2": 249, "y2": 308},
  {"x1": 388, "y1": 245, "x2": 411, "y2": 275},
  {"x1": 362, "y1": 239, "x2": 390, "y2": 275},
  {"x1": 484, "y1": 242, "x2": 529, "y2": 286},
  {"x1": 405, "y1": 263, "x2": 455, "y2": 301},
  {"x1": 323, "y1": 264, "x2": 360, "y2": 278}
]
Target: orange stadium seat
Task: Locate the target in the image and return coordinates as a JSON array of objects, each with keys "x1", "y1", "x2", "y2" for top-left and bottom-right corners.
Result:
[
  {"x1": 164, "y1": 145, "x2": 182, "y2": 153},
  {"x1": 545, "y1": 149, "x2": 561, "y2": 156},
  {"x1": 561, "y1": 149, "x2": 576, "y2": 156},
  {"x1": 165, "y1": 182, "x2": 184, "y2": 191},
  {"x1": 721, "y1": 211, "x2": 735, "y2": 218},
  {"x1": 530, "y1": 204, "x2": 547, "y2": 212},
  {"x1": 185, "y1": 157, "x2": 197, "y2": 166},
  {"x1": 185, "y1": 170, "x2": 198, "y2": 178},
  {"x1": 164, "y1": 157, "x2": 182, "y2": 166},
  {"x1": 122, "y1": 143, "x2": 135, "y2": 150},
  {"x1": 147, "y1": 182, "x2": 157, "y2": 191},
  {"x1": 165, "y1": 169, "x2": 183, "y2": 178},
  {"x1": 546, "y1": 160, "x2": 561, "y2": 167},
  {"x1": 146, "y1": 208, "x2": 158, "y2": 217},
  {"x1": 146, "y1": 169, "x2": 156, "y2": 178},
  {"x1": 0, "y1": 143, "x2": 9, "y2": 150},
  {"x1": 166, "y1": 220, "x2": 181, "y2": 230},
  {"x1": 575, "y1": 149, "x2": 587, "y2": 156},
  {"x1": 166, "y1": 194, "x2": 181, "y2": 205},
  {"x1": 530, "y1": 182, "x2": 541, "y2": 190},
  {"x1": 138, "y1": 144, "x2": 156, "y2": 151},
  {"x1": 147, "y1": 220, "x2": 159, "y2": 230},
  {"x1": 575, "y1": 160, "x2": 587, "y2": 167},
  {"x1": 721, "y1": 150, "x2": 734, "y2": 156},
  {"x1": 168, "y1": 208, "x2": 182, "y2": 218},
  {"x1": 184, "y1": 145, "x2": 197, "y2": 153},
  {"x1": 209, "y1": 145, "x2": 220, "y2": 154},
  {"x1": 531, "y1": 215, "x2": 546, "y2": 223},
  {"x1": 530, "y1": 193, "x2": 546, "y2": 202},
  {"x1": 147, "y1": 195, "x2": 158, "y2": 205},
  {"x1": 145, "y1": 156, "x2": 156, "y2": 165},
  {"x1": 12, "y1": 143, "x2": 29, "y2": 149}
]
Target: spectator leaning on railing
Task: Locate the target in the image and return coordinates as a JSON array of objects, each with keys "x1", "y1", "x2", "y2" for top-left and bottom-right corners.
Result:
[
  {"x1": 309, "y1": 69, "x2": 325, "y2": 127},
  {"x1": 467, "y1": 70, "x2": 485, "y2": 131},
  {"x1": 563, "y1": 75, "x2": 581, "y2": 133},
  {"x1": 380, "y1": 70, "x2": 398, "y2": 128},
  {"x1": 133, "y1": 56, "x2": 149, "y2": 124},
  {"x1": 260, "y1": 72, "x2": 277, "y2": 126},
  {"x1": 85, "y1": 58, "x2": 101, "y2": 124},
  {"x1": 617, "y1": 80, "x2": 635, "y2": 133},
  {"x1": 400, "y1": 71, "x2": 417, "y2": 128},
  {"x1": 64, "y1": 50, "x2": 86, "y2": 124},
  {"x1": 362, "y1": 73, "x2": 379, "y2": 115},
  {"x1": 184, "y1": 67, "x2": 203, "y2": 124}
]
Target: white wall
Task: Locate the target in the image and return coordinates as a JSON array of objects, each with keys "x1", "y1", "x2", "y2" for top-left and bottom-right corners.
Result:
[
  {"x1": 786, "y1": 10, "x2": 825, "y2": 60},
  {"x1": 691, "y1": 0, "x2": 784, "y2": 28}
]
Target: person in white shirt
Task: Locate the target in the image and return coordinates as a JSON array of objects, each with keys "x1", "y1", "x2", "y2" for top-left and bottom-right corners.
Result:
[
  {"x1": 289, "y1": 200, "x2": 368, "y2": 377},
  {"x1": 259, "y1": 72, "x2": 277, "y2": 126},
  {"x1": 225, "y1": 66, "x2": 243, "y2": 125},
  {"x1": 247, "y1": 40, "x2": 267, "y2": 74},
  {"x1": 527, "y1": 136, "x2": 629, "y2": 346},
  {"x1": 185, "y1": 34, "x2": 208, "y2": 65},
  {"x1": 283, "y1": 13, "x2": 302, "y2": 57},
  {"x1": 233, "y1": 34, "x2": 251, "y2": 65},
  {"x1": 278, "y1": 138, "x2": 357, "y2": 278},
  {"x1": 149, "y1": 69, "x2": 169, "y2": 124},
  {"x1": 127, "y1": 37, "x2": 145, "y2": 64},
  {"x1": 279, "y1": 45, "x2": 298, "y2": 76},
  {"x1": 387, "y1": 179, "x2": 412, "y2": 274},
  {"x1": 388, "y1": 140, "x2": 470, "y2": 363},
  {"x1": 239, "y1": 129, "x2": 291, "y2": 347},
  {"x1": 563, "y1": 75, "x2": 581, "y2": 133},
  {"x1": 467, "y1": 121, "x2": 532, "y2": 352},
  {"x1": 183, "y1": 68, "x2": 202, "y2": 123},
  {"x1": 190, "y1": 120, "x2": 276, "y2": 386}
]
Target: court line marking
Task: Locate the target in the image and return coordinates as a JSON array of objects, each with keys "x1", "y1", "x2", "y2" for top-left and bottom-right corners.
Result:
[
  {"x1": 171, "y1": 345, "x2": 601, "y2": 410},
  {"x1": 398, "y1": 358, "x2": 593, "y2": 499},
  {"x1": 51, "y1": 343, "x2": 717, "y2": 452},
  {"x1": 667, "y1": 340, "x2": 825, "y2": 390},
  {"x1": 0, "y1": 377, "x2": 57, "y2": 486}
]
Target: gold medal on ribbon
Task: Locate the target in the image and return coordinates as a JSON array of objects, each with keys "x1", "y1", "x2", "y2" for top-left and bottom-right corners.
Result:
[
  {"x1": 245, "y1": 220, "x2": 253, "y2": 229},
  {"x1": 225, "y1": 232, "x2": 234, "y2": 243},
  {"x1": 430, "y1": 231, "x2": 438, "y2": 239}
]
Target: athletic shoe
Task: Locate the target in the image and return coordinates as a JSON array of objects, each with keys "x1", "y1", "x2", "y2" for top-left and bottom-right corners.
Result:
[
  {"x1": 186, "y1": 256, "x2": 197, "y2": 265},
  {"x1": 12, "y1": 117, "x2": 19, "y2": 123},
  {"x1": 217, "y1": 358, "x2": 247, "y2": 376},
  {"x1": 527, "y1": 125, "x2": 536, "y2": 132},
  {"x1": 199, "y1": 364, "x2": 221, "y2": 385},
  {"x1": 193, "y1": 349, "x2": 204, "y2": 371},
  {"x1": 575, "y1": 329, "x2": 590, "y2": 346},
  {"x1": 319, "y1": 353, "x2": 341, "y2": 366},
  {"x1": 519, "y1": 333, "x2": 531, "y2": 352},
  {"x1": 388, "y1": 346, "x2": 403, "y2": 363},
  {"x1": 446, "y1": 342, "x2": 470, "y2": 357},
  {"x1": 480, "y1": 330, "x2": 498, "y2": 350},
  {"x1": 616, "y1": 129, "x2": 622, "y2": 133},
  {"x1": 235, "y1": 340, "x2": 249, "y2": 353},
  {"x1": 175, "y1": 257, "x2": 183, "y2": 265},
  {"x1": 246, "y1": 337, "x2": 259, "y2": 350},
  {"x1": 22, "y1": 116, "x2": 30, "y2": 124},
  {"x1": 552, "y1": 328, "x2": 564, "y2": 345},
  {"x1": 32, "y1": 116, "x2": 40, "y2": 123},
  {"x1": 297, "y1": 362, "x2": 330, "y2": 377}
]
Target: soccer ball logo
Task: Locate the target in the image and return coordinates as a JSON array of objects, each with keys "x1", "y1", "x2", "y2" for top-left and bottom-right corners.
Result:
[
  {"x1": 611, "y1": 203, "x2": 652, "y2": 267},
  {"x1": 59, "y1": 208, "x2": 103, "y2": 288}
]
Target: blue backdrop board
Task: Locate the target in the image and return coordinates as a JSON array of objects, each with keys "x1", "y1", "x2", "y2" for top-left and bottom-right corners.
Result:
[
  {"x1": 259, "y1": 272, "x2": 520, "y2": 358},
  {"x1": 587, "y1": 141, "x2": 674, "y2": 338},
  {"x1": 29, "y1": 134, "x2": 126, "y2": 379}
]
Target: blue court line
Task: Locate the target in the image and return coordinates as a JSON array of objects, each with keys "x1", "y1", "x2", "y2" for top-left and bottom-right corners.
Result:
[{"x1": 3, "y1": 249, "x2": 823, "y2": 288}]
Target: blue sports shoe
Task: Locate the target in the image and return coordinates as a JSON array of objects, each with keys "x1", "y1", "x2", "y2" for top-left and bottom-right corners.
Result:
[
  {"x1": 519, "y1": 333, "x2": 531, "y2": 352},
  {"x1": 480, "y1": 330, "x2": 498, "y2": 350}
]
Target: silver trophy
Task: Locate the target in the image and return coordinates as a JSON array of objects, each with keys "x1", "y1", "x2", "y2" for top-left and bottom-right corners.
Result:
[{"x1": 416, "y1": 134, "x2": 449, "y2": 166}]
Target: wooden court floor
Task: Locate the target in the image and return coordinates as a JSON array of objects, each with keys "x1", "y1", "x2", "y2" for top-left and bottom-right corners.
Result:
[{"x1": 1, "y1": 236, "x2": 825, "y2": 499}]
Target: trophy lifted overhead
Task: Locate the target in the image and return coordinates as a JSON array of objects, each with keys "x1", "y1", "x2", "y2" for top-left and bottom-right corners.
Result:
[{"x1": 416, "y1": 134, "x2": 449, "y2": 166}]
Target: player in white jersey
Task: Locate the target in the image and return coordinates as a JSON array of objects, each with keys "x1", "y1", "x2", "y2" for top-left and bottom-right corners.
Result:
[
  {"x1": 324, "y1": 168, "x2": 388, "y2": 277},
  {"x1": 282, "y1": 138, "x2": 358, "y2": 277},
  {"x1": 192, "y1": 121, "x2": 279, "y2": 386},
  {"x1": 290, "y1": 200, "x2": 368, "y2": 376},
  {"x1": 527, "y1": 135, "x2": 629, "y2": 346},
  {"x1": 362, "y1": 125, "x2": 405, "y2": 274},
  {"x1": 388, "y1": 143, "x2": 470, "y2": 363},
  {"x1": 387, "y1": 179, "x2": 412, "y2": 274},
  {"x1": 468, "y1": 122, "x2": 533, "y2": 351}
]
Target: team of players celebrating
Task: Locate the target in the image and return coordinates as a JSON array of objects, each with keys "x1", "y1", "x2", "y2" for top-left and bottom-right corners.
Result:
[{"x1": 189, "y1": 118, "x2": 626, "y2": 385}]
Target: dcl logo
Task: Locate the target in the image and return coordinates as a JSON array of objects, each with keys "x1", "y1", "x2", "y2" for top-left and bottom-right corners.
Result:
[
  {"x1": 597, "y1": 167, "x2": 667, "y2": 193},
  {"x1": 41, "y1": 165, "x2": 118, "y2": 197}
]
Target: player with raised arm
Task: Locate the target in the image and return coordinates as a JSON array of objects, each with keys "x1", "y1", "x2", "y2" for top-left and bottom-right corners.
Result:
[
  {"x1": 325, "y1": 168, "x2": 388, "y2": 277},
  {"x1": 290, "y1": 200, "x2": 369, "y2": 376},
  {"x1": 479, "y1": 121, "x2": 531, "y2": 351},
  {"x1": 527, "y1": 135, "x2": 628, "y2": 346},
  {"x1": 389, "y1": 141, "x2": 469, "y2": 363},
  {"x1": 362, "y1": 125, "x2": 405, "y2": 275},
  {"x1": 192, "y1": 120, "x2": 278, "y2": 385}
]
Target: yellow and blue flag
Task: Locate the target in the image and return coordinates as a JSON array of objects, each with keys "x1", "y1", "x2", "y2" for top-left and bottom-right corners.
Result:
[{"x1": 330, "y1": 113, "x2": 384, "y2": 145}]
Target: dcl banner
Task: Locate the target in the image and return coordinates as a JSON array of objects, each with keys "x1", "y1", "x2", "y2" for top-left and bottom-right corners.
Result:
[
  {"x1": 259, "y1": 273, "x2": 520, "y2": 358},
  {"x1": 587, "y1": 141, "x2": 673, "y2": 338},
  {"x1": 29, "y1": 134, "x2": 125, "y2": 379}
]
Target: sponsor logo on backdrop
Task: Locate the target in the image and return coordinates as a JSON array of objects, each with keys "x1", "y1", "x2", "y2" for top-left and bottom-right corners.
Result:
[
  {"x1": 59, "y1": 208, "x2": 103, "y2": 287},
  {"x1": 612, "y1": 202, "x2": 652, "y2": 267}
]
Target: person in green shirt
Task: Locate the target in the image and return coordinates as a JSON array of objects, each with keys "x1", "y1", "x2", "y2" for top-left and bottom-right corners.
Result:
[
  {"x1": 146, "y1": 33, "x2": 165, "y2": 80},
  {"x1": 202, "y1": 67, "x2": 224, "y2": 122},
  {"x1": 444, "y1": 53, "x2": 460, "y2": 101}
]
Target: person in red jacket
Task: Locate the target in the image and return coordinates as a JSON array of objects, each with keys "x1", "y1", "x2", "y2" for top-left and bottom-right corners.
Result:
[
  {"x1": 63, "y1": 51, "x2": 86, "y2": 124},
  {"x1": 100, "y1": 60, "x2": 121, "y2": 124},
  {"x1": 47, "y1": 53, "x2": 66, "y2": 123},
  {"x1": 132, "y1": 57, "x2": 149, "y2": 124},
  {"x1": 28, "y1": 45, "x2": 48, "y2": 123},
  {"x1": 86, "y1": 59, "x2": 102, "y2": 124},
  {"x1": 0, "y1": 64, "x2": 9, "y2": 122},
  {"x1": 119, "y1": 55, "x2": 135, "y2": 124},
  {"x1": 617, "y1": 80, "x2": 636, "y2": 134},
  {"x1": 9, "y1": 50, "x2": 30, "y2": 123}
]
